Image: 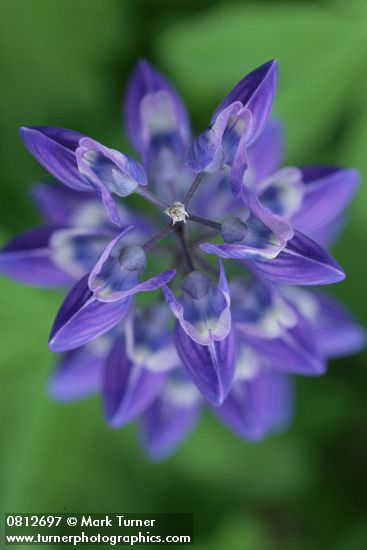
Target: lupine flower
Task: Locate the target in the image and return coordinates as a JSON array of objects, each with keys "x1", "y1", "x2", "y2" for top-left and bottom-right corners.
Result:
[{"x1": 0, "y1": 59, "x2": 365, "y2": 459}]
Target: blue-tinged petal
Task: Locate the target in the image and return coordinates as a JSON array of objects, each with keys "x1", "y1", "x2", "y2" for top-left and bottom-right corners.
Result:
[
  {"x1": 125, "y1": 305, "x2": 180, "y2": 373},
  {"x1": 187, "y1": 103, "x2": 251, "y2": 175},
  {"x1": 30, "y1": 182, "x2": 97, "y2": 225},
  {"x1": 31, "y1": 182, "x2": 153, "y2": 235},
  {"x1": 202, "y1": 193, "x2": 293, "y2": 261},
  {"x1": 124, "y1": 61, "x2": 192, "y2": 200},
  {"x1": 256, "y1": 167, "x2": 304, "y2": 220},
  {"x1": 139, "y1": 91, "x2": 192, "y2": 198},
  {"x1": 124, "y1": 59, "x2": 191, "y2": 154},
  {"x1": 214, "y1": 369, "x2": 293, "y2": 441},
  {"x1": 303, "y1": 215, "x2": 346, "y2": 249},
  {"x1": 71, "y1": 198, "x2": 123, "y2": 231},
  {"x1": 217, "y1": 61, "x2": 278, "y2": 198},
  {"x1": 244, "y1": 120, "x2": 283, "y2": 188},
  {"x1": 283, "y1": 287, "x2": 366, "y2": 358},
  {"x1": 310, "y1": 292, "x2": 366, "y2": 357},
  {"x1": 76, "y1": 137, "x2": 147, "y2": 226},
  {"x1": 0, "y1": 226, "x2": 73, "y2": 287},
  {"x1": 103, "y1": 337, "x2": 166, "y2": 428},
  {"x1": 173, "y1": 322, "x2": 236, "y2": 406},
  {"x1": 49, "y1": 227, "x2": 113, "y2": 279},
  {"x1": 291, "y1": 167, "x2": 359, "y2": 245},
  {"x1": 20, "y1": 126, "x2": 89, "y2": 191},
  {"x1": 47, "y1": 338, "x2": 111, "y2": 401},
  {"x1": 212, "y1": 60, "x2": 278, "y2": 146},
  {"x1": 230, "y1": 123, "x2": 252, "y2": 197},
  {"x1": 88, "y1": 228, "x2": 176, "y2": 302},
  {"x1": 163, "y1": 261, "x2": 231, "y2": 345},
  {"x1": 241, "y1": 183, "x2": 294, "y2": 240},
  {"x1": 230, "y1": 278, "x2": 297, "y2": 338},
  {"x1": 200, "y1": 184, "x2": 293, "y2": 260},
  {"x1": 264, "y1": 370, "x2": 294, "y2": 431},
  {"x1": 139, "y1": 370, "x2": 201, "y2": 460},
  {"x1": 49, "y1": 275, "x2": 132, "y2": 352},
  {"x1": 189, "y1": 170, "x2": 238, "y2": 220},
  {"x1": 240, "y1": 315, "x2": 326, "y2": 376},
  {"x1": 202, "y1": 223, "x2": 284, "y2": 261},
  {"x1": 249, "y1": 230, "x2": 345, "y2": 285}
]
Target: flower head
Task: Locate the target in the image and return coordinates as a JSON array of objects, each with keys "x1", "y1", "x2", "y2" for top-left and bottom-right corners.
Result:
[{"x1": 1, "y1": 59, "x2": 364, "y2": 459}]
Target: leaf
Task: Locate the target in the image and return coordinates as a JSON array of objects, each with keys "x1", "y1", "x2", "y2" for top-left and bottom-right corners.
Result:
[
  {"x1": 0, "y1": 0, "x2": 136, "y2": 230},
  {"x1": 157, "y1": 3, "x2": 367, "y2": 161}
]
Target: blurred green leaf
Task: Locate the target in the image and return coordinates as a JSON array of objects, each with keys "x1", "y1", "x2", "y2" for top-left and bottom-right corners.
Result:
[
  {"x1": 200, "y1": 515, "x2": 275, "y2": 550},
  {"x1": 172, "y1": 413, "x2": 314, "y2": 502},
  {"x1": 0, "y1": 0, "x2": 135, "y2": 230},
  {"x1": 337, "y1": 108, "x2": 367, "y2": 231},
  {"x1": 157, "y1": 2, "x2": 367, "y2": 161}
]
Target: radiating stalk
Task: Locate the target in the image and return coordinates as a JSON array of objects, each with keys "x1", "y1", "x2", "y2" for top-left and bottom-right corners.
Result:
[
  {"x1": 142, "y1": 223, "x2": 174, "y2": 252},
  {"x1": 135, "y1": 186, "x2": 170, "y2": 210},
  {"x1": 183, "y1": 172, "x2": 206, "y2": 207},
  {"x1": 188, "y1": 213, "x2": 221, "y2": 231},
  {"x1": 175, "y1": 225, "x2": 195, "y2": 272}
]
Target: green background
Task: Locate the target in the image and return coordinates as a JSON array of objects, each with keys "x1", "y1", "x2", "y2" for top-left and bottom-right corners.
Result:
[{"x1": 1, "y1": 0, "x2": 367, "y2": 548}]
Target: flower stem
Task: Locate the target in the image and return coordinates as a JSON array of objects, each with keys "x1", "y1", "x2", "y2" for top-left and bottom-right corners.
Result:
[
  {"x1": 135, "y1": 186, "x2": 170, "y2": 210},
  {"x1": 142, "y1": 223, "x2": 174, "y2": 252},
  {"x1": 175, "y1": 225, "x2": 195, "y2": 272},
  {"x1": 184, "y1": 172, "x2": 206, "y2": 207},
  {"x1": 188, "y1": 213, "x2": 221, "y2": 231}
]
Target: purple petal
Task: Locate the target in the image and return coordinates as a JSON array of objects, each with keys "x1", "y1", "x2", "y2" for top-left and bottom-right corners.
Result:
[
  {"x1": 162, "y1": 262, "x2": 231, "y2": 345},
  {"x1": 189, "y1": 171, "x2": 238, "y2": 220},
  {"x1": 139, "y1": 371, "x2": 200, "y2": 460},
  {"x1": 140, "y1": 398, "x2": 199, "y2": 461},
  {"x1": 48, "y1": 344, "x2": 105, "y2": 401},
  {"x1": 123, "y1": 59, "x2": 190, "y2": 153},
  {"x1": 214, "y1": 369, "x2": 293, "y2": 441},
  {"x1": 230, "y1": 277, "x2": 297, "y2": 339},
  {"x1": 241, "y1": 315, "x2": 326, "y2": 376},
  {"x1": 201, "y1": 192, "x2": 293, "y2": 261},
  {"x1": 0, "y1": 226, "x2": 73, "y2": 287},
  {"x1": 20, "y1": 126, "x2": 90, "y2": 192},
  {"x1": 32, "y1": 182, "x2": 153, "y2": 237},
  {"x1": 229, "y1": 122, "x2": 251, "y2": 198},
  {"x1": 304, "y1": 215, "x2": 346, "y2": 249},
  {"x1": 31, "y1": 182, "x2": 97, "y2": 225},
  {"x1": 140, "y1": 106, "x2": 192, "y2": 200},
  {"x1": 88, "y1": 229, "x2": 176, "y2": 302},
  {"x1": 250, "y1": 230, "x2": 345, "y2": 285},
  {"x1": 187, "y1": 103, "x2": 251, "y2": 175},
  {"x1": 212, "y1": 60, "x2": 277, "y2": 146},
  {"x1": 256, "y1": 167, "x2": 304, "y2": 220},
  {"x1": 49, "y1": 227, "x2": 113, "y2": 280},
  {"x1": 201, "y1": 229, "x2": 284, "y2": 261},
  {"x1": 76, "y1": 137, "x2": 147, "y2": 226},
  {"x1": 173, "y1": 322, "x2": 236, "y2": 406},
  {"x1": 125, "y1": 305, "x2": 180, "y2": 373},
  {"x1": 141, "y1": 399, "x2": 199, "y2": 460},
  {"x1": 292, "y1": 167, "x2": 359, "y2": 245},
  {"x1": 242, "y1": 184, "x2": 294, "y2": 240},
  {"x1": 311, "y1": 291, "x2": 366, "y2": 358},
  {"x1": 49, "y1": 275, "x2": 132, "y2": 352},
  {"x1": 245, "y1": 120, "x2": 283, "y2": 187},
  {"x1": 103, "y1": 338, "x2": 166, "y2": 428}
]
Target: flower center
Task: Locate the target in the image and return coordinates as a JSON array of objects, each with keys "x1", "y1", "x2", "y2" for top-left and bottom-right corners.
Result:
[{"x1": 164, "y1": 201, "x2": 189, "y2": 225}]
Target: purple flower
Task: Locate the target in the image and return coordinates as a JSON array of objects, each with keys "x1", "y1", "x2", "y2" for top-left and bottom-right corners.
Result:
[
  {"x1": 0, "y1": 182, "x2": 151, "y2": 288},
  {"x1": 1, "y1": 59, "x2": 364, "y2": 459},
  {"x1": 19, "y1": 127, "x2": 148, "y2": 226},
  {"x1": 187, "y1": 60, "x2": 278, "y2": 196},
  {"x1": 162, "y1": 261, "x2": 231, "y2": 345}
]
